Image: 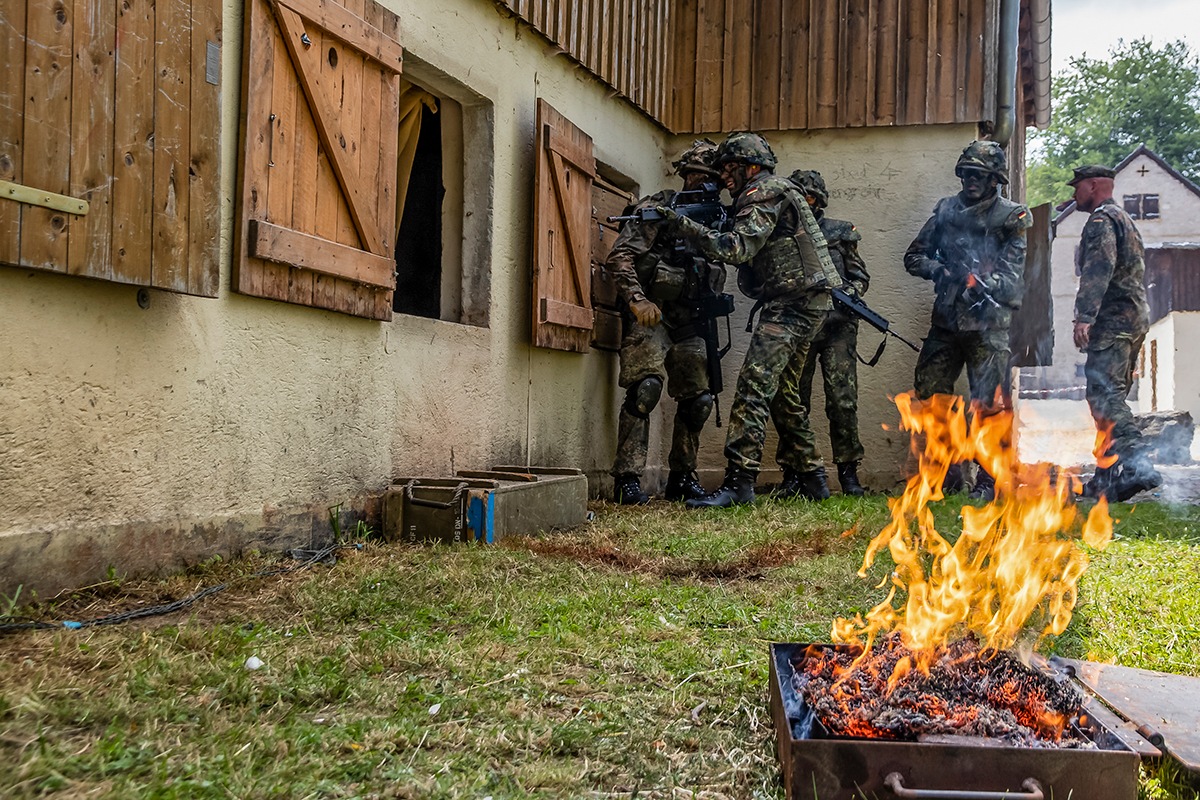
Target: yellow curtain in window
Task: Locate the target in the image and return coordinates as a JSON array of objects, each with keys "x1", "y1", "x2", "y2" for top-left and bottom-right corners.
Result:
[{"x1": 395, "y1": 79, "x2": 440, "y2": 231}]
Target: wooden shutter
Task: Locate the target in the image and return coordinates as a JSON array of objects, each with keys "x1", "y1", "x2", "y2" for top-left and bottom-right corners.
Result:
[
  {"x1": 0, "y1": 0, "x2": 220, "y2": 296},
  {"x1": 233, "y1": 0, "x2": 403, "y2": 321},
  {"x1": 532, "y1": 99, "x2": 596, "y2": 352}
]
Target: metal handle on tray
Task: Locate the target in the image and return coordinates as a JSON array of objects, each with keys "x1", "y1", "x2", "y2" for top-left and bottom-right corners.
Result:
[
  {"x1": 404, "y1": 481, "x2": 468, "y2": 509},
  {"x1": 885, "y1": 773, "x2": 1044, "y2": 800}
]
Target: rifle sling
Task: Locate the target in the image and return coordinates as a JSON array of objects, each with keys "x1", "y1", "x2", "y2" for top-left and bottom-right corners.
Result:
[{"x1": 855, "y1": 334, "x2": 889, "y2": 368}]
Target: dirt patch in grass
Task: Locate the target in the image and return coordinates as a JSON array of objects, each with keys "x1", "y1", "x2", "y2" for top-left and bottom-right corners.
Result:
[{"x1": 504, "y1": 533, "x2": 836, "y2": 581}]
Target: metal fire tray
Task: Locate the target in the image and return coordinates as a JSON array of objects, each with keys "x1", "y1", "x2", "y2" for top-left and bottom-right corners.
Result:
[
  {"x1": 769, "y1": 643, "x2": 1150, "y2": 800},
  {"x1": 1050, "y1": 656, "x2": 1200, "y2": 775}
]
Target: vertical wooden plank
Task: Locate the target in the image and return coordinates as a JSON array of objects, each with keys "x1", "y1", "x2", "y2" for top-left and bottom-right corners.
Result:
[
  {"x1": 873, "y1": 0, "x2": 899, "y2": 125},
  {"x1": 21, "y1": 0, "x2": 74, "y2": 272},
  {"x1": 721, "y1": 0, "x2": 751, "y2": 131},
  {"x1": 843, "y1": 0, "x2": 870, "y2": 127},
  {"x1": 750, "y1": 0, "x2": 781, "y2": 131},
  {"x1": 233, "y1": 0, "x2": 274, "y2": 297},
  {"x1": 189, "y1": 0, "x2": 222, "y2": 297},
  {"x1": 696, "y1": 0, "x2": 724, "y2": 133},
  {"x1": 371, "y1": 4, "x2": 400, "y2": 321},
  {"x1": 901, "y1": 0, "x2": 929, "y2": 125},
  {"x1": 779, "y1": 0, "x2": 810, "y2": 130},
  {"x1": 311, "y1": 12, "x2": 346, "y2": 313},
  {"x1": 112, "y1": 0, "x2": 154, "y2": 284},
  {"x1": 267, "y1": 10, "x2": 300, "y2": 304},
  {"x1": 669, "y1": 0, "x2": 697, "y2": 133},
  {"x1": 812, "y1": 0, "x2": 837, "y2": 128},
  {"x1": 69, "y1": 0, "x2": 117, "y2": 280},
  {"x1": 0, "y1": 0, "x2": 28, "y2": 267},
  {"x1": 152, "y1": 0, "x2": 192, "y2": 291},
  {"x1": 934, "y1": 0, "x2": 959, "y2": 122},
  {"x1": 340, "y1": 0, "x2": 371, "y2": 318},
  {"x1": 964, "y1": 0, "x2": 987, "y2": 122}
]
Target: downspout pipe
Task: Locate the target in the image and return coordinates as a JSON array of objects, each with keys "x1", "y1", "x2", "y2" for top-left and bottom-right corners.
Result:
[{"x1": 990, "y1": 0, "x2": 1020, "y2": 146}]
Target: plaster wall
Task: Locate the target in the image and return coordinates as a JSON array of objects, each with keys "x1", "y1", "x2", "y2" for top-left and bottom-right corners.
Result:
[
  {"x1": 672, "y1": 125, "x2": 979, "y2": 493},
  {"x1": 0, "y1": 0, "x2": 672, "y2": 595},
  {"x1": 1048, "y1": 152, "x2": 1200, "y2": 386}
]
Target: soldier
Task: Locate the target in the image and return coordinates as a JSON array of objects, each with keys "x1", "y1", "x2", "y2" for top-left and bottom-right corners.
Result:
[
  {"x1": 658, "y1": 132, "x2": 841, "y2": 508},
  {"x1": 904, "y1": 140, "x2": 1030, "y2": 501},
  {"x1": 608, "y1": 140, "x2": 729, "y2": 504},
  {"x1": 1068, "y1": 164, "x2": 1163, "y2": 502},
  {"x1": 770, "y1": 170, "x2": 871, "y2": 498}
]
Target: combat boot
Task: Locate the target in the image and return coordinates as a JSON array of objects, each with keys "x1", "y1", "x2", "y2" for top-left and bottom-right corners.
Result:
[
  {"x1": 613, "y1": 474, "x2": 650, "y2": 505},
  {"x1": 1111, "y1": 455, "x2": 1163, "y2": 502},
  {"x1": 686, "y1": 467, "x2": 756, "y2": 508},
  {"x1": 968, "y1": 464, "x2": 995, "y2": 502},
  {"x1": 664, "y1": 470, "x2": 707, "y2": 502},
  {"x1": 775, "y1": 467, "x2": 831, "y2": 501},
  {"x1": 836, "y1": 462, "x2": 866, "y2": 497},
  {"x1": 1081, "y1": 466, "x2": 1114, "y2": 500},
  {"x1": 942, "y1": 462, "x2": 965, "y2": 495}
]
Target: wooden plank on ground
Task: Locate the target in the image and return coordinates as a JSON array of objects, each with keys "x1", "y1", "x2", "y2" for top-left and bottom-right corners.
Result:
[
  {"x1": 21, "y1": 0, "x2": 74, "y2": 272},
  {"x1": 0, "y1": 0, "x2": 27, "y2": 267},
  {"x1": 189, "y1": 0, "x2": 222, "y2": 297},
  {"x1": 112, "y1": 0, "x2": 156, "y2": 285}
]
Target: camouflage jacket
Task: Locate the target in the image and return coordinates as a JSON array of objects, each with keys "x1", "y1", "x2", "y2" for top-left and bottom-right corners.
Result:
[
  {"x1": 1074, "y1": 198, "x2": 1149, "y2": 349},
  {"x1": 605, "y1": 189, "x2": 726, "y2": 327},
  {"x1": 676, "y1": 171, "x2": 836, "y2": 311},
  {"x1": 818, "y1": 213, "x2": 870, "y2": 322},
  {"x1": 904, "y1": 191, "x2": 1030, "y2": 332}
]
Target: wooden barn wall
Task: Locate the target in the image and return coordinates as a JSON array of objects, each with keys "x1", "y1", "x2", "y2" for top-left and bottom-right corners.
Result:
[
  {"x1": 496, "y1": 0, "x2": 673, "y2": 125},
  {"x1": 669, "y1": 0, "x2": 998, "y2": 133},
  {"x1": 1146, "y1": 248, "x2": 1200, "y2": 325}
]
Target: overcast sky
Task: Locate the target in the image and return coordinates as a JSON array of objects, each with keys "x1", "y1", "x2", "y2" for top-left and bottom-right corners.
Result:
[{"x1": 1053, "y1": 0, "x2": 1200, "y2": 71}]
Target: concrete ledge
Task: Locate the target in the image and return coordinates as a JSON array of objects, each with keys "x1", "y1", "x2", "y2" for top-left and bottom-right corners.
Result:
[{"x1": 0, "y1": 496, "x2": 383, "y2": 600}]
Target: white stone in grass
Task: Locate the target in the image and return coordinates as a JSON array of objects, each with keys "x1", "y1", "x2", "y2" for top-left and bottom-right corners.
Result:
[
  {"x1": 428, "y1": 702, "x2": 442, "y2": 716},
  {"x1": 244, "y1": 656, "x2": 265, "y2": 671}
]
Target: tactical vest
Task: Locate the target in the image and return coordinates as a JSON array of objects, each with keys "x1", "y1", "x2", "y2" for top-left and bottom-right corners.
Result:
[
  {"x1": 739, "y1": 178, "x2": 841, "y2": 302},
  {"x1": 930, "y1": 193, "x2": 1026, "y2": 332},
  {"x1": 629, "y1": 190, "x2": 727, "y2": 309}
]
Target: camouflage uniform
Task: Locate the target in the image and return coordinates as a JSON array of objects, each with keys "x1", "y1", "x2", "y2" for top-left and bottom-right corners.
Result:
[
  {"x1": 904, "y1": 168, "x2": 1030, "y2": 409},
  {"x1": 609, "y1": 190, "x2": 727, "y2": 481},
  {"x1": 1075, "y1": 197, "x2": 1150, "y2": 463},
  {"x1": 676, "y1": 172, "x2": 837, "y2": 475},
  {"x1": 773, "y1": 205, "x2": 870, "y2": 473}
]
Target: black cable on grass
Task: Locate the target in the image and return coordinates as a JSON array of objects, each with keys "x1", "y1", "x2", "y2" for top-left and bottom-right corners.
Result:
[{"x1": 0, "y1": 543, "x2": 361, "y2": 635}]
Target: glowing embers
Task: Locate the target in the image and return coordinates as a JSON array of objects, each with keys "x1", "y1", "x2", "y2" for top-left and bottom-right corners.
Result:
[
  {"x1": 793, "y1": 635, "x2": 1090, "y2": 747},
  {"x1": 834, "y1": 392, "x2": 1114, "y2": 659}
]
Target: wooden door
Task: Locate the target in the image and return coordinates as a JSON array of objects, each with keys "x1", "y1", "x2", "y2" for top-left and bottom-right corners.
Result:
[
  {"x1": 532, "y1": 99, "x2": 596, "y2": 352},
  {"x1": 233, "y1": 0, "x2": 403, "y2": 320}
]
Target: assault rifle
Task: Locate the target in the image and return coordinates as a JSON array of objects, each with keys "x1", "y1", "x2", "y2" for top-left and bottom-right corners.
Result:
[
  {"x1": 692, "y1": 292, "x2": 736, "y2": 427},
  {"x1": 607, "y1": 181, "x2": 729, "y2": 230},
  {"x1": 831, "y1": 287, "x2": 922, "y2": 366}
]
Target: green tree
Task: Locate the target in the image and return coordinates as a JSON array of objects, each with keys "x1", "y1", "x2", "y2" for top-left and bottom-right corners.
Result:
[{"x1": 1028, "y1": 38, "x2": 1200, "y2": 207}]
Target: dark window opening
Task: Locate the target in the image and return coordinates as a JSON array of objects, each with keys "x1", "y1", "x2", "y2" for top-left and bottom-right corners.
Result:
[
  {"x1": 1122, "y1": 193, "x2": 1160, "y2": 221},
  {"x1": 394, "y1": 100, "x2": 444, "y2": 317},
  {"x1": 1143, "y1": 194, "x2": 1160, "y2": 219},
  {"x1": 1123, "y1": 195, "x2": 1141, "y2": 219}
]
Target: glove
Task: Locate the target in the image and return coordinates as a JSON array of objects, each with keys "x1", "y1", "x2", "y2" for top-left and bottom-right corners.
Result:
[
  {"x1": 629, "y1": 297, "x2": 662, "y2": 327},
  {"x1": 654, "y1": 205, "x2": 681, "y2": 225}
]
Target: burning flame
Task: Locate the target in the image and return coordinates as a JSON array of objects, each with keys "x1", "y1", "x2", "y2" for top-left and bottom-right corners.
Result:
[
  {"x1": 833, "y1": 392, "x2": 1115, "y2": 661},
  {"x1": 1094, "y1": 420, "x2": 1119, "y2": 469}
]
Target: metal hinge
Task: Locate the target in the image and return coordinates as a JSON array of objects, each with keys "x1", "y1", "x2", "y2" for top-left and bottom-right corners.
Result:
[{"x1": 0, "y1": 179, "x2": 90, "y2": 216}]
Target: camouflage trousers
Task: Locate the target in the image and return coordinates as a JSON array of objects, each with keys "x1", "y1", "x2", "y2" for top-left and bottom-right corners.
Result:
[
  {"x1": 772, "y1": 317, "x2": 864, "y2": 470},
  {"x1": 914, "y1": 325, "x2": 1011, "y2": 410},
  {"x1": 724, "y1": 302, "x2": 829, "y2": 474},
  {"x1": 611, "y1": 319, "x2": 709, "y2": 477},
  {"x1": 1085, "y1": 334, "x2": 1146, "y2": 460}
]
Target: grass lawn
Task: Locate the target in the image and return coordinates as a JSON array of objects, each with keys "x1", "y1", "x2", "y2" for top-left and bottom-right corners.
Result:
[{"x1": 2, "y1": 496, "x2": 1199, "y2": 799}]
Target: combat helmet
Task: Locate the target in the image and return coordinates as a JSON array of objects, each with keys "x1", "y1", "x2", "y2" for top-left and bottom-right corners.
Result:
[
  {"x1": 789, "y1": 169, "x2": 829, "y2": 209},
  {"x1": 955, "y1": 140, "x2": 1009, "y2": 185},
  {"x1": 715, "y1": 132, "x2": 778, "y2": 169},
  {"x1": 671, "y1": 139, "x2": 720, "y2": 177}
]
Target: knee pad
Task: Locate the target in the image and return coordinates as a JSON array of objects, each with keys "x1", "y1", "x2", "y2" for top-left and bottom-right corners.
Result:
[
  {"x1": 623, "y1": 376, "x2": 663, "y2": 419},
  {"x1": 676, "y1": 392, "x2": 714, "y2": 433}
]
